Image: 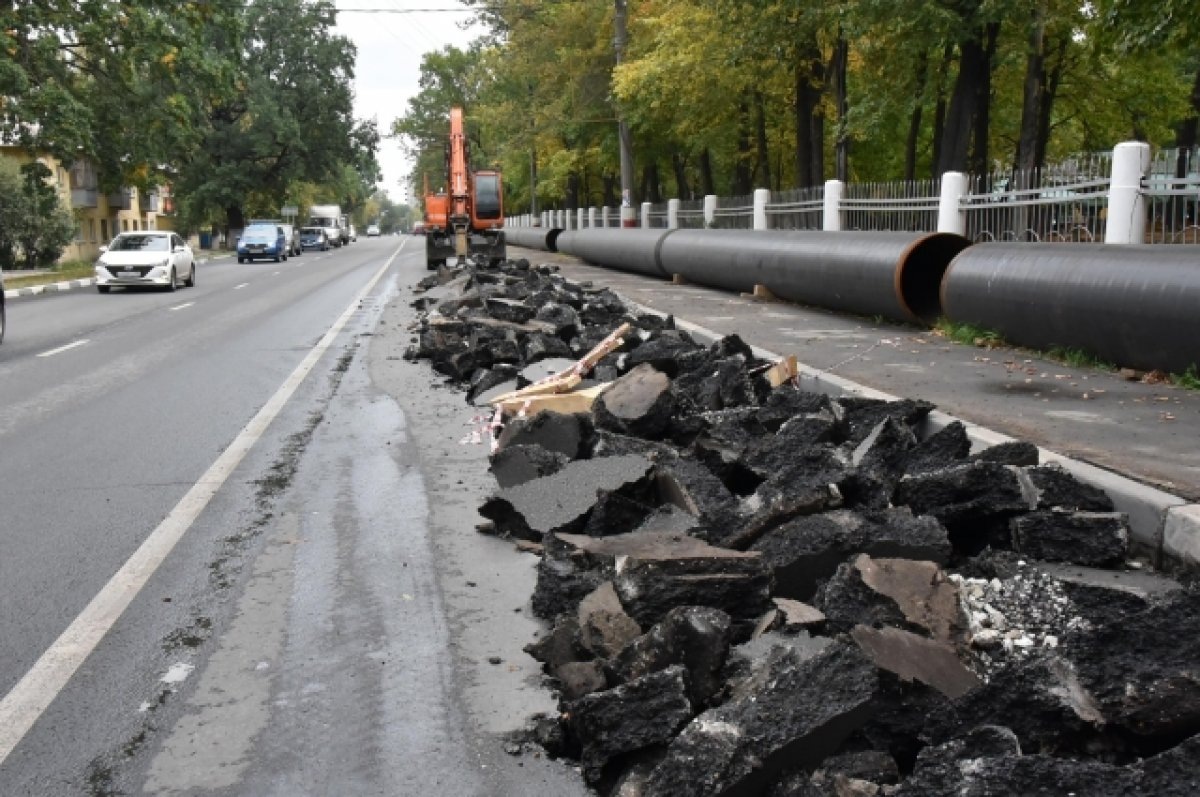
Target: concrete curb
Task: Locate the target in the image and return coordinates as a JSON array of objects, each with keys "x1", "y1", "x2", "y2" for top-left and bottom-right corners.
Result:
[
  {"x1": 660, "y1": 312, "x2": 1199, "y2": 571},
  {"x1": 4, "y1": 254, "x2": 231, "y2": 300},
  {"x1": 5, "y1": 277, "x2": 96, "y2": 299}
]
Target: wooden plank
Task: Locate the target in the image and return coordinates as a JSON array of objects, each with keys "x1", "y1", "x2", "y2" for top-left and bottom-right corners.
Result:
[
  {"x1": 487, "y1": 373, "x2": 582, "y2": 406},
  {"x1": 496, "y1": 384, "x2": 608, "y2": 416}
]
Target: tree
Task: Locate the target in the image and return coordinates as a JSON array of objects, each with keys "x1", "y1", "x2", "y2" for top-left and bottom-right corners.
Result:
[{"x1": 0, "y1": 160, "x2": 75, "y2": 270}]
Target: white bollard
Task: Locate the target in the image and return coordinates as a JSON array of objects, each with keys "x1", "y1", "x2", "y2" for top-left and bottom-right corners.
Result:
[
  {"x1": 641, "y1": 201, "x2": 651, "y2": 228},
  {"x1": 823, "y1": 180, "x2": 844, "y2": 232},
  {"x1": 588, "y1": 207, "x2": 597, "y2": 228},
  {"x1": 753, "y1": 188, "x2": 771, "y2": 230},
  {"x1": 668, "y1": 198, "x2": 680, "y2": 229},
  {"x1": 1105, "y1": 141, "x2": 1150, "y2": 244},
  {"x1": 602, "y1": 207, "x2": 611, "y2": 228},
  {"x1": 937, "y1": 172, "x2": 968, "y2": 235},
  {"x1": 703, "y1": 195, "x2": 717, "y2": 228},
  {"x1": 577, "y1": 208, "x2": 585, "y2": 229}
]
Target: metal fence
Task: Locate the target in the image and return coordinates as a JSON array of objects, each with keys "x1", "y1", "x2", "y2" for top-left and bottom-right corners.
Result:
[
  {"x1": 766, "y1": 186, "x2": 824, "y2": 230},
  {"x1": 1146, "y1": 146, "x2": 1200, "y2": 243},
  {"x1": 842, "y1": 178, "x2": 940, "y2": 232},
  {"x1": 676, "y1": 198, "x2": 706, "y2": 229},
  {"x1": 711, "y1": 193, "x2": 754, "y2": 229}
]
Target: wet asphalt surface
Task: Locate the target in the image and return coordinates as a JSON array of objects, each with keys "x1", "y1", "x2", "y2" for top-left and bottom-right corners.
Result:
[{"x1": 0, "y1": 240, "x2": 586, "y2": 795}]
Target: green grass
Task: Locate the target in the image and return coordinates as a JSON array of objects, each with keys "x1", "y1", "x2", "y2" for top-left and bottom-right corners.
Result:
[
  {"x1": 1046, "y1": 345, "x2": 1116, "y2": 371},
  {"x1": 1172, "y1": 364, "x2": 1200, "y2": 390},
  {"x1": 4, "y1": 261, "x2": 94, "y2": 289},
  {"x1": 934, "y1": 318, "x2": 1005, "y2": 348}
]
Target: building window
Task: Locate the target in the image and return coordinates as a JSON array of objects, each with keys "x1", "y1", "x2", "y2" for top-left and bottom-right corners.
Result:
[
  {"x1": 101, "y1": 219, "x2": 108, "y2": 240},
  {"x1": 89, "y1": 219, "x2": 96, "y2": 242}
]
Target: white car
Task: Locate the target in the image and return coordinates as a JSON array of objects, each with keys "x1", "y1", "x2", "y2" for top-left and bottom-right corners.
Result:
[
  {"x1": 366, "y1": 224, "x2": 381, "y2": 237},
  {"x1": 96, "y1": 231, "x2": 196, "y2": 293}
]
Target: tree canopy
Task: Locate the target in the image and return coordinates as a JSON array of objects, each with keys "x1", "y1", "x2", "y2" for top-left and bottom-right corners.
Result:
[
  {"x1": 394, "y1": 0, "x2": 1199, "y2": 213},
  {"x1": 1, "y1": 0, "x2": 379, "y2": 232}
]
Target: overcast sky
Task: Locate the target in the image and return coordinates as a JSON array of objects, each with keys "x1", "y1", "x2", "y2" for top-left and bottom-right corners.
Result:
[{"x1": 334, "y1": 1, "x2": 484, "y2": 205}]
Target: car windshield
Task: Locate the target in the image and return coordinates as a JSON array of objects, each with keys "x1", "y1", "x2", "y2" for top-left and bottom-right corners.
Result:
[
  {"x1": 301, "y1": 228, "x2": 321, "y2": 235},
  {"x1": 112, "y1": 235, "x2": 170, "y2": 252},
  {"x1": 245, "y1": 225, "x2": 276, "y2": 236}
]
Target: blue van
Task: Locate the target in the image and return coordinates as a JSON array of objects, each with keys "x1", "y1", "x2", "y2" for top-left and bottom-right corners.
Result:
[{"x1": 237, "y1": 223, "x2": 289, "y2": 263}]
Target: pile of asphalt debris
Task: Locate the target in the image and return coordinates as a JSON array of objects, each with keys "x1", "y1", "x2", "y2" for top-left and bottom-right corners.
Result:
[{"x1": 404, "y1": 256, "x2": 1200, "y2": 796}]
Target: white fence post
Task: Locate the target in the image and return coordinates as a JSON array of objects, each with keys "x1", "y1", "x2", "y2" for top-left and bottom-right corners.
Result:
[
  {"x1": 1106, "y1": 141, "x2": 1150, "y2": 245},
  {"x1": 668, "y1": 198, "x2": 680, "y2": 229},
  {"x1": 703, "y1": 195, "x2": 717, "y2": 227},
  {"x1": 601, "y1": 207, "x2": 611, "y2": 228},
  {"x1": 588, "y1": 207, "x2": 597, "y2": 228},
  {"x1": 753, "y1": 188, "x2": 771, "y2": 230},
  {"x1": 823, "y1": 180, "x2": 844, "y2": 231},
  {"x1": 641, "y1": 201, "x2": 651, "y2": 228},
  {"x1": 937, "y1": 172, "x2": 968, "y2": 235},
  {"x1": 577, "y1": 208, "x2": 585, "y2": 229}
]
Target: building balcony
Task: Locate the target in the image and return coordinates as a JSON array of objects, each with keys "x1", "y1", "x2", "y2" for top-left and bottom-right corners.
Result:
[
  {"x1": 71, "y1": 188, "x2": 98, "y2": 208},
  {"x1": 107, "y1": 189, "x2": 132, "y2": 210}
]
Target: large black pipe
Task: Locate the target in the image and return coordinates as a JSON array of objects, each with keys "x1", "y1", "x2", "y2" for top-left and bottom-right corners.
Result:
[
  {"x1": 555, "y1": 228, "x2": 673, "y2": 278},
  {"x1": 660, "y1": 230, "x2": 970, "y2": 326},
  {"x1": 942, "y1": 243, "x2": 1200, "y2": 373},
  {"x1": 555, "y1": 228, "x2": 968, "y2": 325},
  {"x1": 503, "y1": 226, "x2": 563, "y2": 252}
]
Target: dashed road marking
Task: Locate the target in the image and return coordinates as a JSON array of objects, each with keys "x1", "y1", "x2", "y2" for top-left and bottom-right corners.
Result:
[
  {"x1": 169, "y1": 302, "x2": 194, "y2": 311},
  {"x1": 233, "y1": 282, "x2": 249, "y2": 290},
  {"x1": 36, "y1": 339, "x2": 89, "y2": 358}
]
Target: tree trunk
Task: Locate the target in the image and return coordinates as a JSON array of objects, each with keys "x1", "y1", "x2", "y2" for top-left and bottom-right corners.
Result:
[
  {"x1": 931, "y1": 45, "x2": 953, "y2": 178},
  {"x1": 225, "y1": 206, "x2": 245, "y2": 243},
  {"x1": 793, "y1": 39, "x2": 825, "y2": 188},
  {"x1": 641, "y1": 162, "x2": 662, "y2": 204},
  {"x1": 967, "y1": 22, "x2": 1001, "y2": 177},
  {"x1": 732, "y1": 103, "x2": 754, "y2": 195},
  {"x1": 1015, "y1": 6, "x2": 1046, "y2": 172},
  {"x1": 754, "y1": 91, "x2": 771, "y2": 188},
  {"x1": 603, "y1": 174, "x2": 618, "y2": 208},
  {"x1": 1034, "y1": 35, "x2": 1068, "y2": 168},
  {"x1": 938, "y1": 33, "x2": 991, "y2": 174},
  {"x1": 829, "y1": 33, "x2": 850, "y2": 182},
  {"x1": 671, "y1": 153, "x2": 691, "y2": 199},
  {"x1": 904, "y1": 51, "x2": 930, "y2": 182},
  {"x1": 566, "y1": 172, "x2": 579, "y2": 211},
  {"x1": 698, "y1": 149, "x2": 715, "y2": 196}
]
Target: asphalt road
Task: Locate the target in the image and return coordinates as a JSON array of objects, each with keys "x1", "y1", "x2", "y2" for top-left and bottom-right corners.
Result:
[{"x1": 0, "y1": 240, "x2": 586, "y2": 795}]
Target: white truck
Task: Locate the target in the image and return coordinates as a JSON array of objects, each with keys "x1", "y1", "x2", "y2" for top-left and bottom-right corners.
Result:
[{"x1": 308, "y1": 204, "x2": 345, "y2": 248}]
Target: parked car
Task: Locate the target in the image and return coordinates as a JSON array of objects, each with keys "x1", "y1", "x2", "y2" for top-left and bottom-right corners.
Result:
[
  {"x1": 366, "y1": 224, "x2": 381, "y2": 237},
  {"x1": 411, "y1": 223, "x2": 427, "y2": 235},
  {"x1": 95, "y1": 231, "x2": 196, "y2": 292},
  {"x1": 0, "y1": 269, "x2": 6, "y2": 344},
  {"x1": 299, "y1": 226, "x2": 329, "y2": 251},
  {"x1": 237, "y1": 223, "x2": 289, "y2": 262},
  {"x1": 250, "y1": 219, "x2": 301, "y2": 257}
]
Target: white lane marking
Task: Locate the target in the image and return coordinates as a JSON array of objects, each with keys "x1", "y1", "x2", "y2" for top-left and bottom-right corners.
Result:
[
  {"x1": 0, "y1": 251, "x2": 399, "y2": 765},
  {"x1": 169, "y1": 302, "x2": 194, "y2": 311},
  {"x1": 37, "y1": 339, "x2": 89, "y2": 358},
  {"x1": 233, "y1": 282, "x2": 249, "y2": 290},
  {"x1": 273, "y1": 271, "x2": 281, "y2": 276}
]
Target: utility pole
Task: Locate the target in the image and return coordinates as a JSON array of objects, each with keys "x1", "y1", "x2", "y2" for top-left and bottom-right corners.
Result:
[{"x1": 614, "y1": 0, "x2": 637, "y2": 227}]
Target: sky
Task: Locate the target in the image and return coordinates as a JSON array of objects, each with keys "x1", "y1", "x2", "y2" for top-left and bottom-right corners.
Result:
[{"x1": 333, "y1": 1, "x2": 485, "y2": 206}]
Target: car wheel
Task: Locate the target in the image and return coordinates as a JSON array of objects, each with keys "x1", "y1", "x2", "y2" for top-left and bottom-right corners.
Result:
[
  {"x1": 166, "y1": 267, "x2": 178, "y2": 292},
  {"x1": 273, "y1": 253, "x2": 281, "y2": 263},
  {"x1": 184, "y1": 263, "x2": 195, "y2": 287},
  {"x1": 97, "y1": 285, "x2": 111, "y2": 294},
  {"x1": 238, "y1": 256, "x2": 245, "y2": 263}
]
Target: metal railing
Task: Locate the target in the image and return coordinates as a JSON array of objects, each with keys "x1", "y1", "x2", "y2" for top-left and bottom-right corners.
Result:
[
  {"x1": 711, "y1": 194, "x2": 754, "y2": 229},
  {"x1": 1145, "y1": 146, "x2": 1200, "y2": 243},
  {"x1": 676, "y1": 198, "x2": 706, "y2": 229},
  {"x1": 842, "y1": 179, "x2": 940, "y2": 232},
  {"x1": 767, "y1": 186, "x2": 824, "y2": 230}
]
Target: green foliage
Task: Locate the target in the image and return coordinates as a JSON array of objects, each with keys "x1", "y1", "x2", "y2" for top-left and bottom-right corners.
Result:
[
  {"x1": 0, "y1": 160, "x2": 76, "y2": 270},
  {"x1": 935, "y1": 318, "x2": 1006, "y2": 348},
  {"x1": 1046, "y1": 346, "x2": 1116, "y2": 370},
  {"x1": 1171, "y1": 363, "x2": 1200, "y2": 390}
]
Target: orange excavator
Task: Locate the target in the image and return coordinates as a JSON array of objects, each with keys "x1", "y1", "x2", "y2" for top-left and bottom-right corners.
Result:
[{"x1": 423, "y1": 107, "x2": 505, "y2": 270}]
